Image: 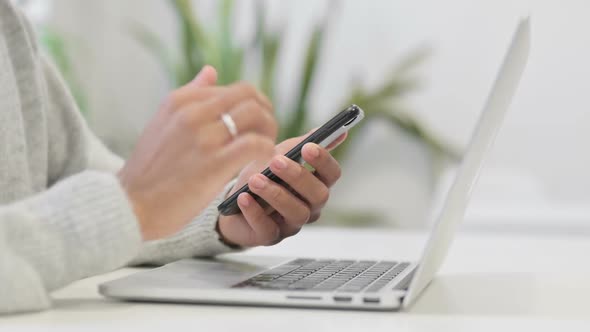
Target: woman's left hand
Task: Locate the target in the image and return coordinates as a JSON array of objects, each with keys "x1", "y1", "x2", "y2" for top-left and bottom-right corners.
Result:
[{"x1": 217, "y1": 131, "x2": 347, "y2": 247}]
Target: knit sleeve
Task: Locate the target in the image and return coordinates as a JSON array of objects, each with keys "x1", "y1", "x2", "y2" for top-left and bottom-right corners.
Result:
[
  {"x1": 0, "y1": 2, "x2": 143, "y2": 314},
  {"x1": 0, "y1": 171, "x2": 142, "y2": 314},
  {"x1": 0, "y1": 45, "x2": 237, "y2": 315},
  {"x1": 129, "y1": 180, "x2": 241, "y2": 266}
]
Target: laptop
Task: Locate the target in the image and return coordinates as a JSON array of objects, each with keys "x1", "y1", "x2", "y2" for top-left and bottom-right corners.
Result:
[{"x1": 100, "y1": 18, "x2": 531, "y2": 311}]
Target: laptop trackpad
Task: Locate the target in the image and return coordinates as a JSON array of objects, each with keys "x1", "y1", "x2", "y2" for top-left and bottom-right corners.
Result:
[{"x1": 136, "y1": 256, "x2": 289, "y2": 288}]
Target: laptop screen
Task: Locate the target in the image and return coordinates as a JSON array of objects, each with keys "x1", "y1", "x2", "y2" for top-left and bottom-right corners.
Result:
[{"x1": 403, "y1": 17, "x2": 531, "y2": 307}]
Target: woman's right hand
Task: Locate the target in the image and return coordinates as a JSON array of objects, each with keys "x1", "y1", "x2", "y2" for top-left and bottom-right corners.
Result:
[{"x1": 118, "y1": 66, "x2": 277, "y2": 241}]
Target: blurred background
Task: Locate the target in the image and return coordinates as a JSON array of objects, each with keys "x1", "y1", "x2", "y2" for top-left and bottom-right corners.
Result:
[{"x1": 17, "y1": 0, "x2": 590, "y2": 233}]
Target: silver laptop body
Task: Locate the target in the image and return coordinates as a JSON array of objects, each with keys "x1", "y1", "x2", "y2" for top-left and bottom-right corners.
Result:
[{"x1": 100, "y1": 18, "x2": 530, "y2": 311}]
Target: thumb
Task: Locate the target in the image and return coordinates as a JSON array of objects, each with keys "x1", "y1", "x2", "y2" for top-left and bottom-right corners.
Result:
[{"x1": 191, "y1": 65, "x2": 218, "y2": 87}]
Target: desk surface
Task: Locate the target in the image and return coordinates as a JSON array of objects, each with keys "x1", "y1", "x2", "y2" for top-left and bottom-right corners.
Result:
[{"x1": 3, "y1": 227, "x2": 590, "y2": 331}]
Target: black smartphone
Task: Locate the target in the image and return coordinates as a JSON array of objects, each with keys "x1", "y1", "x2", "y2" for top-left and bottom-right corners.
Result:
[{"x1": 217, "y1": 104, "x2": 365, "y2": 216}]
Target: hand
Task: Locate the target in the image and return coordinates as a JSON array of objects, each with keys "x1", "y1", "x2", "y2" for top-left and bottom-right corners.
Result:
[
  {"x1": 218, "y1": 131, "x2": 347, "y2": 247},
  {"x1": 119, "y1": 66, "x2": 278, "y2": 240}
]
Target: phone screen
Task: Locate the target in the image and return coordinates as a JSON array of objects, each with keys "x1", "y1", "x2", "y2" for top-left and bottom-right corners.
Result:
[{"x1": 217, "y1": 105, "x2": 363, "y2": 216}]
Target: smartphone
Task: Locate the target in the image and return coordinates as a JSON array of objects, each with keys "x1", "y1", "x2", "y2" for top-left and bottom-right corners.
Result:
[{"x1": 217, "y1": 104, "x2": 365, "y2": 216}]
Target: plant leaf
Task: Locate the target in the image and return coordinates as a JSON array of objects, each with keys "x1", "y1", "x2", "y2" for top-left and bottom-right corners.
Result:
[
  {"x1": 251, "y1": 0, "x2": 265, "y2": 49},
  {"x1": 252, "y1": 1, "x2": 282, "y2": 100},
  {"x1": 260, "y1": 32, "x2": 281, "y2": 99},
  {"x1": 128, "y1": 22, "x2": 177, "y2": 86},
  {"x1": 40, "y1": 27, "x2": 71, "y2": 75},
  {"x1": 217, "y1": 0, "x2": 236, "y2": 84},
  {"x1": 230, "y1": 47, "x2": 244, "y2": 83},
  {"x1": 39, "y1": 27, "x2": 89, "y2": 116},
  {"x1": 280, "y1": 22, "x2": 326, "y2": 140},
  {"x1": 379, "y1": 110, "x2": 462, "y2": 161},
  {"x1": 331, "y1": 47, "x2": 445, "y2": 161},
  {"x1": 359, "y1": 48, "x2": 430, "y2": 108},
  {"x1": 390, "y1": 46, "x2": 431, "y2": 78},
  {"x1": 170, "y1": 0, "x2": 210, "y2": 85}
]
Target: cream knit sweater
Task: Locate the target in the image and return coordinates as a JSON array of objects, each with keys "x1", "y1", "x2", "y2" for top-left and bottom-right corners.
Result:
[{"x1": 0, "y1": 0, "x2": 236, "y2": 314}]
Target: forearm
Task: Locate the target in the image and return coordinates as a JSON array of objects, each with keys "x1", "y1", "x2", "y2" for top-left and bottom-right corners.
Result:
[{"x1": 0, "y1": 171, "x2": 141, "y2": 314}]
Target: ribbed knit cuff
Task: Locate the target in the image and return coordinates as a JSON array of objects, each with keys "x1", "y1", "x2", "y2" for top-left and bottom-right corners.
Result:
[
  {"x1": 12, "y1": 171, "x2": 142, "y2": 290},
  {"x1": 129, "y1": 179, "x2": 240, "y2": 266}
]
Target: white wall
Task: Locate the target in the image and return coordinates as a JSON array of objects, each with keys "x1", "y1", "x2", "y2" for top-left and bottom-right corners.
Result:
[{"x1": 45, "y1": 0, "x2": 590, "y2": 219}]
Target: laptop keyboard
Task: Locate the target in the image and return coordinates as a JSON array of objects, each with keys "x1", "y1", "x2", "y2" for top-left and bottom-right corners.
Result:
[{"x1": 233, "y1": 259, "x2": 411, "y2": 293}]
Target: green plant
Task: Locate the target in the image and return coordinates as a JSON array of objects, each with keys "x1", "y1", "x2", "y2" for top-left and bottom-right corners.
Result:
[
  {"x1": 39, "y1": 27, "x2": 89, "y2": 116},
  {"x1": 339, "y1": 48, "x2": 461, "y2": 164},
  {"x1": 132, "y1": 0, "x2": 461, "y2": 165}
]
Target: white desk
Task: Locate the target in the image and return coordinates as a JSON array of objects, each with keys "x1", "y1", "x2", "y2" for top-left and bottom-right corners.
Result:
[{"x1": 3, "y1": 227, "x2": 590, "y2": 331}]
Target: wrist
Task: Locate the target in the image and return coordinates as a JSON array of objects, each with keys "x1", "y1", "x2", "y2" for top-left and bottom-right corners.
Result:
[
  {"x1": 215, "y1": 217, "x2": 241, "y2": 249},
  {"x1": 118, "y1": 170, "x2": 152, "y2": 241}
]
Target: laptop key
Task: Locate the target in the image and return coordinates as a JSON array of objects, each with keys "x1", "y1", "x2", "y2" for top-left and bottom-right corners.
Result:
[
  {"x1": 365, "y1": 263, "x2": 412, "y2": 293},
  {"x1": 233, "y1": 259, "x2": 413, "y2": 293}
]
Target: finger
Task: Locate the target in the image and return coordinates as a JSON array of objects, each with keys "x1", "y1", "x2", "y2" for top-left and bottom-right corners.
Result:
[
  {"x1": 271, "y1": 212, "x2": 302, "y2": 239},
  {"x1": 273, "y1": 127, "x2": 345, "y2": 156},
  {"x1": 308, "y1": 210, "x2": 322, "y2": 224},
  {"x1": 161, "y1": 66, "x2": 220, "y2": 108},
  {"x1": 248, "y1": 174, "x2": 311, "y2": 229},
  {"x1": 163, "y1": 86, "x2": 225, "y2": 110},
  {"x1": 301, "y1": 143, "x2": 342, "y2": 187},
  {"x1": 210, "y1": 82, "x2": 273, "y2": 114},
  {"x1": 274, "y1": 129, "x2": 315, "y2": 155},
  {"x1": 166, "y1": 81, "x2": 271, "y2": 112},
  {"x1": 200, "y1": 99, "x2": 278, "y2": 146},
  {"x1": 214, "y1": 133, "x2": 275, "y2": 180},
  {"x1": 238, "y1": 193, "x2": 280, "y2": 246},
  {"x1": 190, "y1": 65, "x2": 218, "y2": 87},
  {"x1": 181, "y1": 83, "x2": 273, "y2": 126},
  {"x1": 269, "y1": 155, "x2": 330, "y2": 209},
  {"x1": 226, "y1": 100, "x2": 277, "y2": 139}
]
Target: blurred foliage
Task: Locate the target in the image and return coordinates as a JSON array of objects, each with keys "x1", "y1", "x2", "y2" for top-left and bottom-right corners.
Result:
[
  {"x1": 339, "y1": 47, "x2": 462, "y2": 163},
  {"x1": 132, "y1": 0, "x2": 461, "y2": 165},
  {"x1": 39, "y1": 27, "x2": 89, "y2": 116}
]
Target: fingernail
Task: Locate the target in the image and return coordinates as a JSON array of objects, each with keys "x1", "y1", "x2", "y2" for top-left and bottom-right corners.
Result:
[
  {"x1": 251, "y1": 176, "x2": 266, "y2": 190},
  {"x1": 191, "y1": 67, "x2": 207, "y2": 84},
  {"x1": 191, "y1": 65, "x2": 217, "y2": 87},
  {"x1": 308, "y1": 144, "x2": 320, "y2": 158},
  {"x1": 238, "y1": 194, "x2": 250, "y2": 208},
  {"x1": 273, "y1": 157, "x2": 288, "y2": 170}
]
